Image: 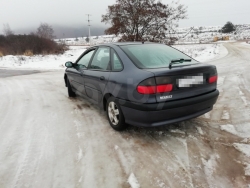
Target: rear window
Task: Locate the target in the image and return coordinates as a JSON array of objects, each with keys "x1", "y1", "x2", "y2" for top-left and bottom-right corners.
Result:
[{"x1": 120, "y1": 44, "x2": 197, "y2": 69}]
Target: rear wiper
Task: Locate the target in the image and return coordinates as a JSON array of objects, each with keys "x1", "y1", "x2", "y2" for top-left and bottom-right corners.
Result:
[{"x1": 169, "y1": 59, "x2": 192, "y2": 69}]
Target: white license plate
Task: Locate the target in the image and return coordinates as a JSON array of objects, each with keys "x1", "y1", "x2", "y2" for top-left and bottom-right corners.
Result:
[{"x1": 178, "y1": 75, "x2": 204, "y2": 87}]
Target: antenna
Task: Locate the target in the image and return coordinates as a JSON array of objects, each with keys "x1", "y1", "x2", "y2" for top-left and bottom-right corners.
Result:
[{"x1": 86, "y1": 14, "x2": 91, "y2": 44}]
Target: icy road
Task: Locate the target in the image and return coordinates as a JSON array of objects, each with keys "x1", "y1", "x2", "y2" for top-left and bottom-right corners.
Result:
[{"x1": 0, "y1": 42, "x2": 250, "y2": 188}]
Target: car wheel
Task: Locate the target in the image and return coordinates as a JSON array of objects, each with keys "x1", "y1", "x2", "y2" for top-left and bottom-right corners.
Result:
[
  {"x1": 67, "y1": 78, "x2": 76, "y2": 97},
  {"x1": 106, "y1": 97, "x2": 127, "y2": 131}
]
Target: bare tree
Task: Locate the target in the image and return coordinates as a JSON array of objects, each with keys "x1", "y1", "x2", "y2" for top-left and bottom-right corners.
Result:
[
  {"x1": 101, "y1": 0, "x2": 187, "y2": 43},
  {"x1": 36, "y1": 23, "x2": 55, "y2": 39},
  {"x1": 3, "y1": 24, "x2": 14, "y2": 36}
]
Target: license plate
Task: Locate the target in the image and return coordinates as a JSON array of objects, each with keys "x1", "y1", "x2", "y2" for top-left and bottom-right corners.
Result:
[{"x1": 178, "y1": 75, "x2": 204, "y2": 87}]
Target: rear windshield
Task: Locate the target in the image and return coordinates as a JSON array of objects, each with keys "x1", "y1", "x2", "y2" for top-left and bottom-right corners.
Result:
[{"x1": 120, "y1": 44, "x2": 197, "y2": 69}]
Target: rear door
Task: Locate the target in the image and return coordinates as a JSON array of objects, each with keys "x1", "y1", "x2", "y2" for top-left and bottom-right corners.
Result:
[{"x1": 83, "y1": 47, "x2": 111, "y2": 103}]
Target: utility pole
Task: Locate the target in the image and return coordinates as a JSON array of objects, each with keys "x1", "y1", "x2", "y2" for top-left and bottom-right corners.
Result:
[{"x1": 86, "y1": 14, "x2": 91, "y2": 45}]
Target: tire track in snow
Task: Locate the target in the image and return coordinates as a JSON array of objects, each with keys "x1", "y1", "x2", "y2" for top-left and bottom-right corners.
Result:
[
  {"x1": 0, "y1": 79, "x2": 38, "y2": 187},
  {"x1": 7, "y1": 79, "x2": 48, "y2": 188},
  {"x1": 70, "y1": 103, "x2": 124, "y2": 188},
  {"x1": 12, "y1": 119, "x2": 35, "y2": 188},
  {"x1": 122, "y1": 126, "x2": 196, "y2": 188},
  {"x1": 0, "y1": 80, "x2": 13, "y2": 129}
]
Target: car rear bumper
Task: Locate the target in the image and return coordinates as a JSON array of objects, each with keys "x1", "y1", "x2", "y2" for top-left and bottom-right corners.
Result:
[{"x1": 119, "y1": 90, "x2": 219, "y2": 127}]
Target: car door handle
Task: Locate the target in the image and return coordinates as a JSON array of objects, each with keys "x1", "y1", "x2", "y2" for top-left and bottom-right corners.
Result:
[{"x1": 100, "y1": 76, "x2": 105, "y2": 81}]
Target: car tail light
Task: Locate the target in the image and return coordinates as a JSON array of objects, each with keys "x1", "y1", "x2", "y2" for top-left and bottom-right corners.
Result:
[
  {"x1": 156, "y1": 84, "x2": 173, "y2": 93},
  {"x1": 137, "y1": 78, "x2": 173, "y2": 94},
  {"x1": 209, "y1": 75, "x2": 218, "y2": 83},
  {"x1": 137, "y1": 86, "x2": 156, "y2": 94}
]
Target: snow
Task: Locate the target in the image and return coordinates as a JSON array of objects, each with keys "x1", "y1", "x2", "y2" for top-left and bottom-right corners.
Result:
[
  {"x1": 1, "y1": 40, "x2": 250, "y2": 187},
  {"x1": 57, "y1": 24, "x2": 250, "y2": 47},
  {"x1": 220, "y1": 124, "x2": 237, "y2": 135},
  {"x1": 217, "y1": 76, "x2": 226, "y2": 93},
  {"x1": 114, "y1": 145, "x2": 119, "y2": 150},
  {"x1": 0, "y1": 35, "x2": 229, "y2": 69},
  {"x1": 220, "y1": 124, "x2": 250, "y2": 138},
  {"x1": 0, "y1": 46, "x2": 87, "y2": 69},
  {"x1": 196, "y1": 127, "x2": 204, "y2": 135},
  {"x1": 78, "y1": 176, "x2": 83, "y2": 183},
  {"x1": 203, "y1": 112, "x2": 211, "y2": 119},
  {"x1": 201, "y1": 154, "x2": 220, "y2": 187},
  {"x1": 244, "y1": 164, "x2": 250, "y2": 176},
  {"x1": 241, "y1": 42, "x2": 250, "y2": 46},
  {"x1": 239, "y1": 90, "x2": 248, "y2": 106},
  {"x1": 170, "y1": 129, "x2": 185, "y2": 135},
  {"x1": 175, "y1": 24, "x2": 250, "y2": 43},
  {"x1": 201, "y1": 154, "x2": 219, "y2": 177},
  {"x1": 55, "y1": 35, "x2": 119, "y2": 46},
  {"x1": 173, "y1": 43, "x2": 228, "y2": 63},
  {"x1": 77, "y1": 147, "x2": 83, "y2": 162},
  {"x1": 128, "y1": 173, "x2": 140, "y2": 188},
  {"x1": 221, "y1": 110, "x2": 230, "y2": 120},
  {"x1": 233, "y1": 143, "x2": 250, "y2": 157}
]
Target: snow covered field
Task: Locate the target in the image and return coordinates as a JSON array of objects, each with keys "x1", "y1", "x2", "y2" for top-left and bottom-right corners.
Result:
[
  {"x1": 0, "y1": 46, "x2": 87, "y2": 69},
  {"x1": 56, "y1": 24, "x2": 250, "y2": 46},
  {"x1": 174, "y1": 43, "x2": 228, "y2": 62},
  {"x1": 0, "y1": 43, "x2": 228, "y2": 69},
  {"x1": 175, "y1": 24, "x2": 250, "y2": 43}
]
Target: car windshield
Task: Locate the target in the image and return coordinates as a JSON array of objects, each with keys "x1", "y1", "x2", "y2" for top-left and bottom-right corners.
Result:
[{"x1": 120, "y1": 44, "x2": 197, "y2": 69}]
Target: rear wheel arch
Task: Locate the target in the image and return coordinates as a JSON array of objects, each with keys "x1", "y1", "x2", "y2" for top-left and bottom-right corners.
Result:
[
  {"x1": 103, "y1": 93, "x2": 112, "y2": 111},
  {"x1": 106, "y1": 96, "x2": 127, "y2": 131}
]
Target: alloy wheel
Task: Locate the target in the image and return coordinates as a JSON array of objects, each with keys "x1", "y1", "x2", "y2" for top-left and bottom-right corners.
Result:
[{"x1": 108, "y1": 102, "x2": 119, "y2": 125}]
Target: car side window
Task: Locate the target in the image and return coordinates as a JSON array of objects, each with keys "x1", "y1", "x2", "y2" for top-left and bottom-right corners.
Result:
[
  {"x1": 111, "y1": 49, "x2": 123, "y2": 71},
  {"x1": 89, "y1": 47, "x2": 110, "y2": 71},
  {"x1": 77, "y1": 49, "x2": 95, "y2": 69}
]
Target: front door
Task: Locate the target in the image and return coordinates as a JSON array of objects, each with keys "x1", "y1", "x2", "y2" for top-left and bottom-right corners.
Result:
[
  {"x1": 68, "y1": 48, "x2": 96, "y2": 96},
  {"x1": 83, "y1": 47, "x2": 111, "y2": 104}
]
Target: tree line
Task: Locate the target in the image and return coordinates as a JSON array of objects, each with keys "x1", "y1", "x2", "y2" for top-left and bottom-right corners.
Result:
[{"x1": 0, "y1": 23, "x2": 65, "y2": 56}]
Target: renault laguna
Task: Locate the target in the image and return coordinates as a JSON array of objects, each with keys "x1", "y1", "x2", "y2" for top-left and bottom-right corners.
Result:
[{"x1": 64, "y1": 43, "x2": 219, "y2": 131}]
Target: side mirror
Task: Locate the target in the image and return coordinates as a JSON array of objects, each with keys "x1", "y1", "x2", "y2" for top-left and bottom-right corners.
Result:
[{"x1": 65, "y1": 61, "x2": 73, "y2": 68}]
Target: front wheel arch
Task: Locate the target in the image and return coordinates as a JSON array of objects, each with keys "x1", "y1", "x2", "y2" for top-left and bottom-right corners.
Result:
[{"x1": 64, "y1": 74, "x2": 68, "y2": 87}]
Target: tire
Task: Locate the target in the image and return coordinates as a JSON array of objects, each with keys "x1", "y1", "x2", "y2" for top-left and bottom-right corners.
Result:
[
  {"x1": 67, "y1": 78, "x2": 76, "y2": 97},
  {"x1": 106, "y1": 97, "x2": 127, "y2": 131}
]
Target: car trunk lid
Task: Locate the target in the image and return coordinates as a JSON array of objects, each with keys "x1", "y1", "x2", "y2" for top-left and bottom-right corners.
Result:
[{"x1": 144, "y1": 63, "x2": 218, "y2": 102}]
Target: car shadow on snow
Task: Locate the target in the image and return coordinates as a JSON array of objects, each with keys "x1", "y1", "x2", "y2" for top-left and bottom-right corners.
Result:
[
  {"x1": 125, "y1": 119, "x2": 204, "y2": 138},
  {"x1": 70, "y1": 96, "x2": 207, "y2": 140}
]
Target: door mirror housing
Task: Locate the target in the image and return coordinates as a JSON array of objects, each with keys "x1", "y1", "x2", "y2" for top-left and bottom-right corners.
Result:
[{"x1": 65, "y1": 61, "x2": 73, "y2": 68}]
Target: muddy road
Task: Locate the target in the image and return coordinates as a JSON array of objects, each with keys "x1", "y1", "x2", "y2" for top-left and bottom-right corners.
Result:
[{"x1": 0, "y1": 42, "x2": 250, "y2": 188}]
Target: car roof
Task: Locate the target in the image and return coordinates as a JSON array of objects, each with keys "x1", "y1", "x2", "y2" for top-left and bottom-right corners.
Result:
[
  {"x1": 111, "y1": 42, "x2": 153, "y2": 46},
  {"x1": 92, "y1": 42, "x2": 160, "y2": 48}
]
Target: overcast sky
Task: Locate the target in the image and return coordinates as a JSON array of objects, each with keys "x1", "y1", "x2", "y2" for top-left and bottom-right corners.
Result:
[{"x1": 1, "y1": 0, "x2": 250, "y2": 37}]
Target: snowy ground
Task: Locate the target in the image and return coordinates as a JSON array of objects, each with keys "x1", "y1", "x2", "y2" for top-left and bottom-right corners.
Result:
[
  {"x1": 57, "y1": 24, "x2": 250, "y2": 46},
  {"x1": 0, "y1": 43, "x2": 228, "y2": 70},
  {"x1": 1, "y1": 42, "x2": 250, "y2": 187},
  {"x1": 174, "y1": 43, "x2": 228, "y2": 62},
  {"x1": 175, "y1": 24, "x2": 250, "y2": 43},
  {"x1": 0, "y1": 46, "x2": 87, "y2": 70}
]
